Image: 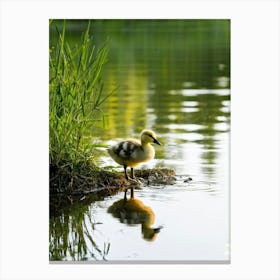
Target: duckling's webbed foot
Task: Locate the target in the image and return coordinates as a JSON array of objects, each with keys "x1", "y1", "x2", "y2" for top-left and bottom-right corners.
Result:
[
  {"x1": 129, "y1": 168, "x2": 144, "y2": 183},
  {"x1": 128, "y1": 177, "x2": 140, "y2": 185}
]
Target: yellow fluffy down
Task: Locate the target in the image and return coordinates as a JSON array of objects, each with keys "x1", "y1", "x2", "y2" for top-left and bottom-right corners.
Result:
[{"x1": 107, "y1": 129, "x2": 161, "y2": 168}]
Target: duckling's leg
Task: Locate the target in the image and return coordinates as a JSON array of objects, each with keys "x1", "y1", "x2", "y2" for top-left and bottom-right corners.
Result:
[
  {"x1": 130, "y1": 168, "x2": 135, "y2": 198},
  {"x1": 124, "y1": 165, "x2": 129, "y2": 200},
  {"x1": 123, "y1": 165, "x2": 129, "y2": 180},
  {"x1": 130, "y1": 168, "x2": 135, "y2": 179}
]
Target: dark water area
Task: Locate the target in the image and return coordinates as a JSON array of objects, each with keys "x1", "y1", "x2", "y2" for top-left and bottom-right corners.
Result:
[{"x1": 49, "y1": 19, "x2": 230, "y2": 262}]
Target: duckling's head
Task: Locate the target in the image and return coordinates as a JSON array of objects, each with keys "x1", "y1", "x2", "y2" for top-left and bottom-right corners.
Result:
[{"x1": 140, "y1": 129, "x2": 161, "y2": 145}]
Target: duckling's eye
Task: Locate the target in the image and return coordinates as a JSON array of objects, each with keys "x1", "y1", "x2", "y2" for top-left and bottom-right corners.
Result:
[{"x1": 147, "y1": 134, "x2": 155, "y2": 140}]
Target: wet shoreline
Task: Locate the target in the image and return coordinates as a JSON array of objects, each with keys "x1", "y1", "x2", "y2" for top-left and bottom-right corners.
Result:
[{"x1": 50, "y1": 168, "x2": 177, "y2": 217}]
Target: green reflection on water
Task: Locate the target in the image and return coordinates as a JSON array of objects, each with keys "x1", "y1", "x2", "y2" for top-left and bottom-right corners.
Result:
[
  {"x1": 49, "y1": 194, "x2": 110, "y2": 261},
  {"x1": 50, "y1": 19, "x2": 230, "y2": 139}
]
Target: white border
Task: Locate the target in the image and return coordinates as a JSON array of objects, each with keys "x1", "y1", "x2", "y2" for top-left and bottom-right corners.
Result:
[{"x1": 0, "y1": 0, "x2": 279, "y2": 279}]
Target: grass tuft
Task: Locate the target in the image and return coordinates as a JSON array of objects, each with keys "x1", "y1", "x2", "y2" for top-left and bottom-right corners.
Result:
[{"x1": 49, "y1": 20, "x2": 110, "y2": 192}]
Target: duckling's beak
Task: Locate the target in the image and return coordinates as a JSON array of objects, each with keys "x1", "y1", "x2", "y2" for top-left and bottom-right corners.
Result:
[{"x1": 153, "y1": 138, "x2": 161, "y2": 145}]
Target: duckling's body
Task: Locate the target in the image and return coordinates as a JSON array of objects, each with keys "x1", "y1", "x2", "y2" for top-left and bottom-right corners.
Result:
[{"x1": 108, "y1": 130, "x2": 161, "y2": 184}]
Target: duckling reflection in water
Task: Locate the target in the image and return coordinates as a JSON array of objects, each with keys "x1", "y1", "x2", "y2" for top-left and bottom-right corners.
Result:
[
  {"x1": 107, "y1": 129, "x2": 161, "y2": 199},
  {"x1": 108, "y1": 197, "x2": 162, "y2": 241}
]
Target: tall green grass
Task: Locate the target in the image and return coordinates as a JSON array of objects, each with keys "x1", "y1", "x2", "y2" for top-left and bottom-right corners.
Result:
[{"x1": 49, "y1": 20, "x2": 110, "y2": 191}]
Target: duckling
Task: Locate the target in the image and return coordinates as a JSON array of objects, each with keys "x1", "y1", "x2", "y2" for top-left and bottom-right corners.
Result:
[{"x1": 107, "y1": 129, "x2": 161, "y2": 197}]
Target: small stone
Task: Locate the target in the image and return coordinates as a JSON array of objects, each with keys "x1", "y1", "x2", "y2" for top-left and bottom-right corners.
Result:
[{"x1": 184, "y1": 177, "x2": 193, "y2": 183}]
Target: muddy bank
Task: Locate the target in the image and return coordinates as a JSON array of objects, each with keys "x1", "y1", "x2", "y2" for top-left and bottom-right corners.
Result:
[
  {"x1": 50, "y1": 167, "x2": 177, "y2": 194},
  {"x1": 50, "y1": 167, "x2": 177, "y2": 216}
]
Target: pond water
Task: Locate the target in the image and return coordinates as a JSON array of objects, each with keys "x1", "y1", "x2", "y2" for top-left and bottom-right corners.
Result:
[{"x1": 49, "y1": 20, "x2": 230, "y2": 262}]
